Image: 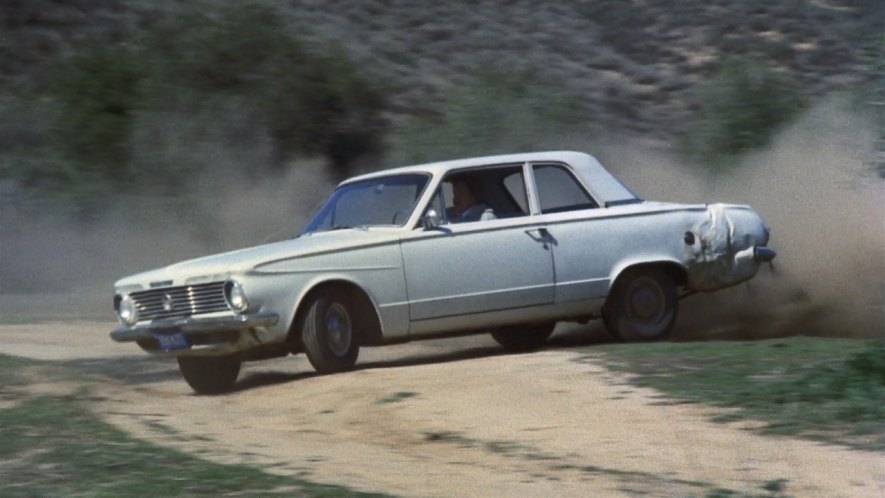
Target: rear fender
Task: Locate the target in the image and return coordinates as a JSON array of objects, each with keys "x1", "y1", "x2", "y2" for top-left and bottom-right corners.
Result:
[
  {"x1": 608, "y1": 258, "x2": 688, "y2": 293},
  {"x1": 681, "y1": 203, "x2": 769, "y2": 290}
]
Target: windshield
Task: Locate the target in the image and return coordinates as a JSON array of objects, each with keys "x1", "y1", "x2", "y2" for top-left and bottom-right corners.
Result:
[{"x1": 302, "y1": 173, "x2": 430, "y2": 234}]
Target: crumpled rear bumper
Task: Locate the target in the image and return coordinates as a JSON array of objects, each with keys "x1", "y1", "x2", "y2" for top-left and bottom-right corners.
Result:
[
  {"x1": 754, "y1": 246, "x2": 777, "y2": 263},
  {"x1": 724, "y1": 244, "x2": 777, "y2": 287}
]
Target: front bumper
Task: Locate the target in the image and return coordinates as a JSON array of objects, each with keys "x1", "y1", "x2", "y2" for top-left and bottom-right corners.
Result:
[{"x1": 110, "y1": 312, "x2": 279, "y2": 343}]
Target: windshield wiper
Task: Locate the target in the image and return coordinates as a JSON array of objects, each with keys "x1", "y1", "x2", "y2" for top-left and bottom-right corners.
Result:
[{"x1": 331, "y1": 224, "x2": 369, "y2": 231}]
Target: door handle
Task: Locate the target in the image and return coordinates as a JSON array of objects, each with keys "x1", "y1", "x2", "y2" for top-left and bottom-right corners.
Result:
[{"x1": 524, "y1": 228, "x2": 550, "y2": 242}]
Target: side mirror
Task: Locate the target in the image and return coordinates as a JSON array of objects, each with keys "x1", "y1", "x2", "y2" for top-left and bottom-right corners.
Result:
[{"x1": 423, "y1": 209, "x2": 441, "y2": 230}]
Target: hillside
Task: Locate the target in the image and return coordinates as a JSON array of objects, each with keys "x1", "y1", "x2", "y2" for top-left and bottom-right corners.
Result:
[{"x1": 2, "y1": 0, "x2": 879, "y2": 137}]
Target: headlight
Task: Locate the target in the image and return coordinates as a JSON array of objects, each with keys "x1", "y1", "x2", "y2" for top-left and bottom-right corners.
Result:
[
  {"x1": 224, "y1": 279, "x2": 249, "y2": 313},
  {"x1": 116, "y1": 294, "x2": 139, "y2": 326}
]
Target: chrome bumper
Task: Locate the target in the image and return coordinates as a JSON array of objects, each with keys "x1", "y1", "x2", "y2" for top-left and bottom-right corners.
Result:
[{"x1": 110, "y1": 312, "x2": 279, "y2": 343}]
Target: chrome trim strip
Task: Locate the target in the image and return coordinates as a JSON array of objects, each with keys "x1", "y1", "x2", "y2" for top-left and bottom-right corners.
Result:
[
  {"x1": 406, "y1": 283, "x2": 552, "y2": 305},
  {"x1": 555, "y1": 277, "x2": 610, "y2": 286},
  {"x1": 110, "y1": 312, "x2": 279, "y2": 342},
  {"x1": 378, "y1": 301, "x2": 410, "y2": 309},
  {"x1": 252, "y1": 265, "x2": 401, "y2": 275}
]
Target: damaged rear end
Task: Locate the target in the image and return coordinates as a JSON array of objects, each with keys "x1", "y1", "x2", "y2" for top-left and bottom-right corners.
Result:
[{"x1": 682, "y1": 203, "x2": 776, "y2": 291}]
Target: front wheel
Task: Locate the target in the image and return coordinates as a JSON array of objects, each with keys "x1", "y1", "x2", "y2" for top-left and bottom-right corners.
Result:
[
  {"x1": 603, "y1": 268, "x2": 678, "y2": 342},
  {"x1": 491, "y1": 322, "x2": 556, "y2": 352},
  {"x1": 302, "y1": 289, "x2": 360, "y2": 374},
  {"x1": 177, "y1": 355, "x2": 241, "y2": 395}
]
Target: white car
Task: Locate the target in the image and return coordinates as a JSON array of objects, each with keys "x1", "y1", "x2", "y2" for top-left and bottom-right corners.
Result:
[{"x1": 111, "y1": 151, "x2": 775, "y2": 393}]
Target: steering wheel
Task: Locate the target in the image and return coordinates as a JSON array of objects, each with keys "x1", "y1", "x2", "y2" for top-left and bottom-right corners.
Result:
[{"x1": 391, "y1": 209, "x2": 410, "y2": 224}]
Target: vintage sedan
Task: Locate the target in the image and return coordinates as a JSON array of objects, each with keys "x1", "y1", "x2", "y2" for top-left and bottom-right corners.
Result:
[{"x1": 111, "y1": 151, "x2": 775, "y2": 393}]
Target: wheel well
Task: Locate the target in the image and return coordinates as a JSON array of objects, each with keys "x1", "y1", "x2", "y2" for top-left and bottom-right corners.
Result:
[
  {"x1": 612, "y1": 262, "x2": 688, "y2": 290},
  {"x1": 286, "y1": 281, "x2": 384, "y2": 351}
]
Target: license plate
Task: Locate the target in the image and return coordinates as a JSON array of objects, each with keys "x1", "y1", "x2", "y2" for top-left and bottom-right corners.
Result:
[{"x1": 154, "y1": 332, "x2": 190, "y2": 351}]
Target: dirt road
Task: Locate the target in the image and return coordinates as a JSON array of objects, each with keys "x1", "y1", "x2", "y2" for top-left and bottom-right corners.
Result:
[{"x1": 1, "y1": 321, "x2": 882, "y2": 497}]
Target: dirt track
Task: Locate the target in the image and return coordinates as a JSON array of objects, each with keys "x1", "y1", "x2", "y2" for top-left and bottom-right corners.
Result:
[{"x1": 1, "y1": 321, "x2": 882, "y2": 497}]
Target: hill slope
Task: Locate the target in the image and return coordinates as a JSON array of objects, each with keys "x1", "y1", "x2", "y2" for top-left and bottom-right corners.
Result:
[{"x1": 1, "y1": 0, "x2": 879, "y2": 136}]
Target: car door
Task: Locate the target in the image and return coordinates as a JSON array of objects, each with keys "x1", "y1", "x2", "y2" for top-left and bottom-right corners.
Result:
[
  {"x1": 399, "y1": 164, "x2": 555, "y2": 324},
  {"x1": 529, "y1": 162, "x2": 612, "y2": 303}
]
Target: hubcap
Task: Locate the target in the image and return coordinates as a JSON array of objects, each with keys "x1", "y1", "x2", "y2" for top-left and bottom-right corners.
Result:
[
  {"x1": 324, "y1": 303, "x2": 352, "y2": 357},
  {"x1": 626, "y1": 277, "x2": 665, "y2": 324}
]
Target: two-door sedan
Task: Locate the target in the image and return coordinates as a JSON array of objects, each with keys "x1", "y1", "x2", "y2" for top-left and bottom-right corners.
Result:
[{"x1": 111, "y1": 151, "x2": 776, "y2": 393}]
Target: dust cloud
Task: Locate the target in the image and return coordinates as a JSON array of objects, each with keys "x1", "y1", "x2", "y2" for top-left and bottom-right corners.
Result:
[
  {"x1": 601, "y1": 99, "x2": 883, "y2": 339},
  {"x1": 0, "y1": 160, "x2": 334, "y2": 321},
  {"x1": 2, "y1": 100, "x2": 882, "y2": 338}
]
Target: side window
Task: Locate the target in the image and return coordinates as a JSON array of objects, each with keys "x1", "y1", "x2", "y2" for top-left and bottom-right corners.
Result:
[
  {"x1": 503, "y1": 172, "x2": 529, "y2": 214},
  {"x1": 436, "y1": 165, "x2": 528, "y2": 224},
  {"x1": 533, "y1": 164, "x2": 598, "y2": 214}
]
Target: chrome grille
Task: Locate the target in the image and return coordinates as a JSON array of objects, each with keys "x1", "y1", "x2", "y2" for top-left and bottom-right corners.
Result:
[{"x1": 131, "y1": 281, "x2": 228, "y2": 321}]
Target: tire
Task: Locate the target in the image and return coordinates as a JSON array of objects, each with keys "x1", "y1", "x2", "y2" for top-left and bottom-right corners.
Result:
[
  {"x1": 491, "y1": 322, "x2": 556, "y2": 352},
  {"x1": 603, "y1": 268, "x2": 678, "y2": 342},
  {"x1": 177, "y1": 355, "x2": 241, "y2": 395},
  {"x1": 302, "y1": 288, "x2": 360, "y2": 374}
]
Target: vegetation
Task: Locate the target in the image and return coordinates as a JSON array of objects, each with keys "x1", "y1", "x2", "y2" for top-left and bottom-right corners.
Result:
[
  {"x1": 0, "y1": 354, "x2": 387, "y2": 497},
  {"x1": 1, "y1": 0, "x2": 878, "y2": 211},
  {"x1": 584, "y1": 338, "x2": 885, "y2": 450},
  {"x1": 3, "y1": 1, "x2": 388, "y2": 215},
  {"x1": 388, "y1": 71, "x2": 589, "y2": 165},
  {"x1": 857, "y1": 33, "x2": 885, "y2": 177},
  {"x1": 682, "y1": 58, "x2": 806, "y2": 167},
  {"x1": 133, "y1": 3, "x2": 387, "y2": 175}
]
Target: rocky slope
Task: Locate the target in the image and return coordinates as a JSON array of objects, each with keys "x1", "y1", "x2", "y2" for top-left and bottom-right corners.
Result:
[{"x1": 1, "y1": 0, "x2": 879, "y2": 136}]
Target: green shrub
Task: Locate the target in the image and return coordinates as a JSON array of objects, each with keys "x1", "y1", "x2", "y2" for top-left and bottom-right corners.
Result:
[
  {"x1": 261, "y1": 45, "x2": 388, "y2": 175},
  {"x1": 48, "y1": 43, "x2": 142, "y2": 182},
  {"x1": 792, "y1": 342, "x2": 885, "y2": 423},
  {"x1": 136, "y1": 2, "x2": 291, "y2": 95},
  {"x1": 684, "y1": 58, "x2": 805, "y2": 166},
  {"x1": 135, "y1": 2, "x2": 388, "y2": 174},
  {"x1": 14, "y1": 0, "x2": 388, "y2": 213},
  {"x1": 855, "y1": 33, "x2": 885, "y2": 178},
  {"x1": 842, "y1": 341, "x2": 885, "y2": 388},
  {"x1": 388, "y1": 70, "x2": 589, "y2": 164}
]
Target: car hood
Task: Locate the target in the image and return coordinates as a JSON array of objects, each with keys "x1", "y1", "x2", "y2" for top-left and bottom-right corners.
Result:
[{"x1": 114, "y1": 229, "x2": 402, "y2": 289}]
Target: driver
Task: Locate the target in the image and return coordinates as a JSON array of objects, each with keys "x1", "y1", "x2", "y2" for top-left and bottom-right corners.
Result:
[{"x1": 448, "y1": 179, "x2": 496, "y2": 223}]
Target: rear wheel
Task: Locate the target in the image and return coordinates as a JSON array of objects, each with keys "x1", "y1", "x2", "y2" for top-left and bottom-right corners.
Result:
[
  {"x1": 302, "y1": 288, "x2": 360, "y2": 374},
  {"x1": 603, "y1": 268, "x2": 678, "y2": 342},
  {"x1": 177, "y1": 355, "x2": 241, "y2": 395},
  {"x1": 491, "y1": 322, "x2": 556, "y2": 352}
]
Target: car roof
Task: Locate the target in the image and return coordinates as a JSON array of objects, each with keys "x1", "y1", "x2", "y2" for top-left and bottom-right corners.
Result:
[{"x1": 341, "y1": 151, "x2": 640, "y2": 206}]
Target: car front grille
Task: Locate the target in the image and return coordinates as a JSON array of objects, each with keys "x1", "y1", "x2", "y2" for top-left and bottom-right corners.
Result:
[{"x1": 131, "y1": 281, "x2": 228, "y2": 321}]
